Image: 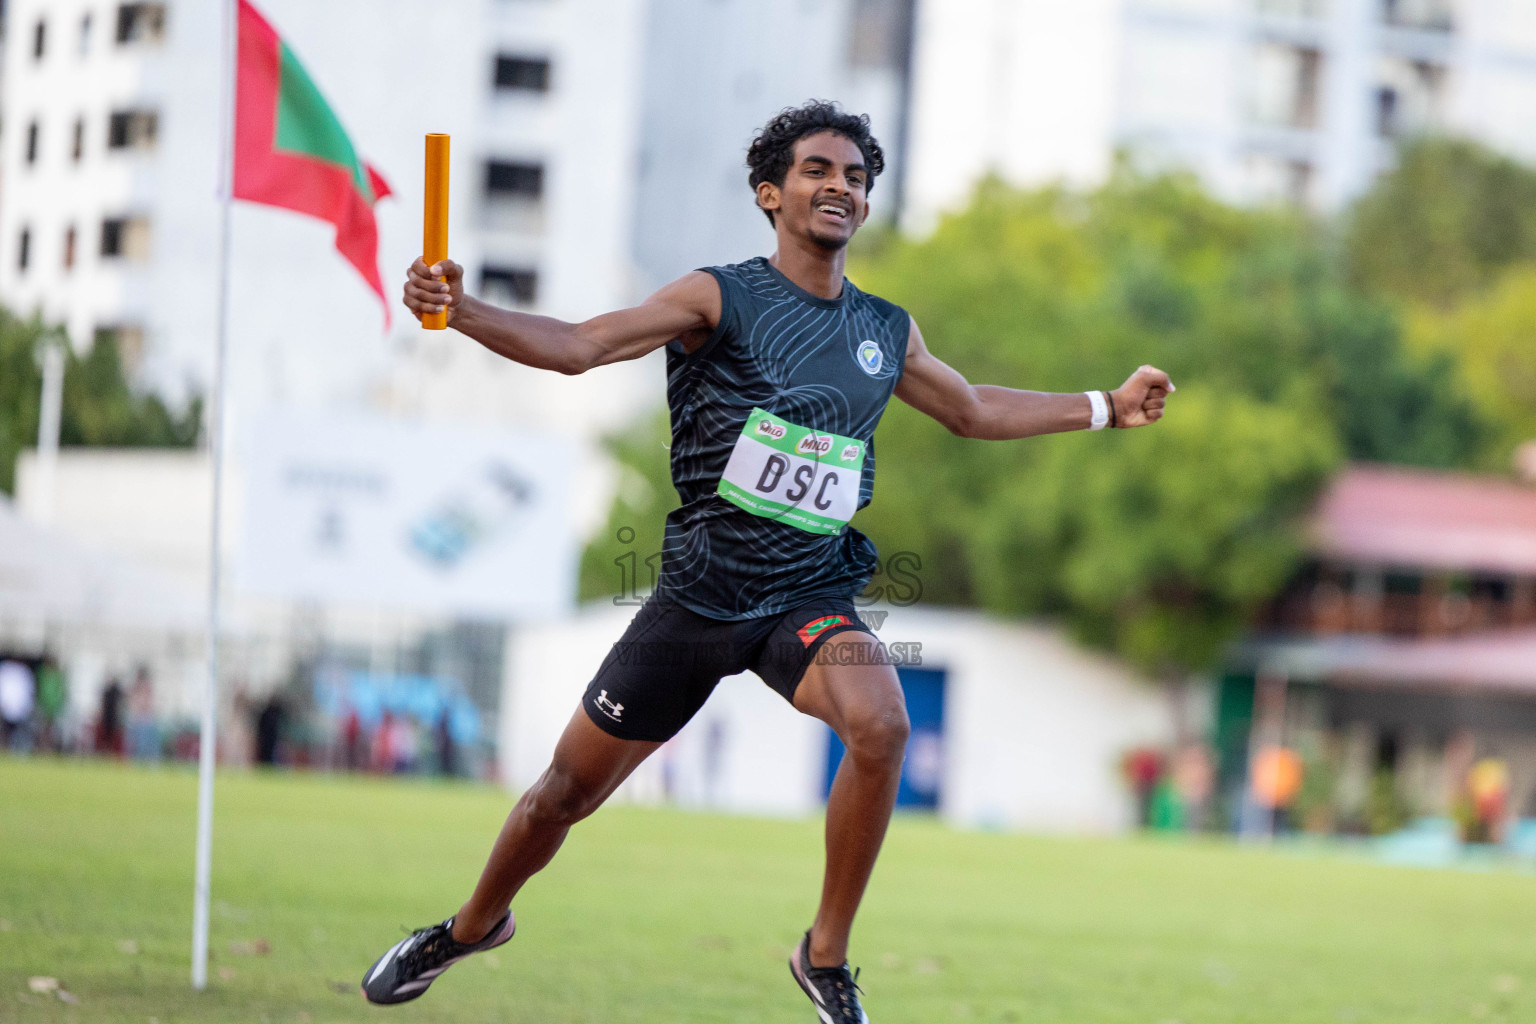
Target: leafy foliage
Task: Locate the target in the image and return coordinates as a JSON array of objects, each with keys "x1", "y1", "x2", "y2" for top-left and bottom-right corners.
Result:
[
  {"x1": 1342, "y1": 136, "x2": 1536, "y2": 469},
  {"x1": 0, "y1": 310, "x2": 202, "y2": 495},
  {"x1": 1406, "y1": 265, "x2": 1536, "y2": 466},
  {"x1": 1344, "y1": 137, "x2": 1536, "y2": 308}
]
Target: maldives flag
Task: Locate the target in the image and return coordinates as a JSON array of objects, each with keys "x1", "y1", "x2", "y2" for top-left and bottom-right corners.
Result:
[{"x1": 235, "y1": 0, "x2": 392, "y2": 323}]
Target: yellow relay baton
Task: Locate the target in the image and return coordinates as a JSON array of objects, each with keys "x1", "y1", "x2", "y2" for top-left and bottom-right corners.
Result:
[{"x1": 422, "y1": 133, "x2": 450, "y2": 330}]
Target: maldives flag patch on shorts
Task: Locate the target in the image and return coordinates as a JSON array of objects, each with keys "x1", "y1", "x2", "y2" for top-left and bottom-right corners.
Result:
[{"x1": 797, "y1": 614, "x2": 851, "y2": 647}]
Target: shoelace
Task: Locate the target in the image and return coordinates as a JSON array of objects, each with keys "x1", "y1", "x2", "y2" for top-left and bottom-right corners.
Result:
[
  {"x1": 396, "y1": 922, "x2": 456, "y2": 977},
  {"x1": 813, "y1": 964, "x2": 865, "y2": 1021}
]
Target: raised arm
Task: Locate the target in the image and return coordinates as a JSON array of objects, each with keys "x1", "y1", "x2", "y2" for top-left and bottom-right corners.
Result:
[
  {"x1": 402, "y1": 259, "x2": 721, "y2": 375},
  {"x1": 893, "y1": 317, "x2": 1173, "y2": 439}
]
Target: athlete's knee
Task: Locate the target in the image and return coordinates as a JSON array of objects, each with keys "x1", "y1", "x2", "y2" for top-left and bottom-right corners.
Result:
[
  {"x1": 522, "y1": 764, "x2": 605, "y2": 827},
  {"x1": 842, "y1": 701, "x2": 910, "y2": 769}
]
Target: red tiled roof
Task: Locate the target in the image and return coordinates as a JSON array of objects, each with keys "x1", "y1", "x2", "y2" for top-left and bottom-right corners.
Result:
[{"x1": 1310, "y1": 463, "x2": 1536, "y2": 575}]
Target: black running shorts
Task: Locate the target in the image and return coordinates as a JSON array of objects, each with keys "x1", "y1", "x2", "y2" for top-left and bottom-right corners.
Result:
[{"x1": 581, "y1": 595, "x2": 872, "y2": 742}]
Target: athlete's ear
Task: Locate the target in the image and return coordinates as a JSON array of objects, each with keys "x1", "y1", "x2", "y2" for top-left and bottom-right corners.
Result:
[
  {"x1": 856, "y1": 200, "x2": 870, "y2": 228},
  {"x1": 756, "y1": 180, "x2": 782, "y2": 217}
]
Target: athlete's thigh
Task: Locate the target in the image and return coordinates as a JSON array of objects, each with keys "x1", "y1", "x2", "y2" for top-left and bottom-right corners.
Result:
[
  {"x1": 546, "y1": 707, "x2": 662, "y2": 804},
  {"x1": 791, "y1": 631, "x2": 905, "y2": 739}
]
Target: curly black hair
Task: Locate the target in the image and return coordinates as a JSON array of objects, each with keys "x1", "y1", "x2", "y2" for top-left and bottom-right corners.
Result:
[{"x1": 746, "y1": 100, "x2": 885, "y2": 225}]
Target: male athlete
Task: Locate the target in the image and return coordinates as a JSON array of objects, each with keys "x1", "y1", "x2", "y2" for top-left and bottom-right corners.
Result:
[{"x1": 363, "y1": 101, "x2": 1172, "y2": 1022}]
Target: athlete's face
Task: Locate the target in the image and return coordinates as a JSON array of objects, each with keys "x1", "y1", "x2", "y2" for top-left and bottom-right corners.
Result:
[{"x1": 759, "y1": 131, "x2": 870, "y2": 251}]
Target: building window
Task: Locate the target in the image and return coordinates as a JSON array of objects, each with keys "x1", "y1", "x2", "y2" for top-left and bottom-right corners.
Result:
[
  {"x1": 115, "y1": 3, "x2": 166, "y2": 45},
  {"x1": 494, "y1": 55, "x2": 551, "y2": 92},
  {"x1": 96, "y1": 325, "x2": 147, "y2": 374},
  {"x1": 26, "y1": 121, "x2": 40, "y2": 165},
  {"x1": 486, "y1": 160, "x2": 544, "y2": 199},
  {"x1": 63, "y1": 225, "x2": 78, "y2": 271},
  {"x1": 481, "y1": 265, "x2": 538, "y2": 307},
  {"x1": 1257, "y1": 0, "x2": 1328, "y2": 16},
  {"x1": 73, "y1": 117, "x2": 86, "y2": 161},
  {"x1": 108, "y1": 109, "x2": 159, "y2": 151},
  {"x1": 484, "y1": 161, "x2": 545, "y2": 233},
  {"x1": 18, "y1": 228, "x2": 31, "y2": 273},
  {"x1": 1376, "y1": 56, "x2": 1447, "y2": 137},
  {"x1": 1251, "y1": 42, "x2": 1323, "y2": 129},
  {"x1": 100, "y1": 215, "x2": 151, "y2": 260},
  {"x1": 33, "y1": 18, "x2": 46, "y2": 60},
  {"x1": 1383, "y1": 0, "x2": 1454, "y2": 32},
  {"x1": 1376, "y1": 87, "x2": 1399, "y2": 136}
]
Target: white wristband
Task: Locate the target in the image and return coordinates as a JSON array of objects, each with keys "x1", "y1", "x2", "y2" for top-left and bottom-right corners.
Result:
[{"x1": 1085, "y1": 389, "x2": 1109, "y2": 431}]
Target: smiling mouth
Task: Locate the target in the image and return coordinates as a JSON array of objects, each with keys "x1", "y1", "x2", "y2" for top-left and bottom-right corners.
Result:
[{"x1": 814, "y1": 202, "x2": 850, "y2": 221}]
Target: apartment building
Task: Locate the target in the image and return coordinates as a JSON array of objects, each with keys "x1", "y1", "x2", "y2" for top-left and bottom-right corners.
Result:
[
  {"x1": 903, "y1": 0, "x2": 1536, "y2": 232},
  {"x1": 0, "y1": 0, "x2": 910, "y2": 435}
]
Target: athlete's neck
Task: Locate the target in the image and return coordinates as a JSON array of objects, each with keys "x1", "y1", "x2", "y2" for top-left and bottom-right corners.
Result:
[{"x1": 768, "y1": 238, "x2": 847, "y2": 301}]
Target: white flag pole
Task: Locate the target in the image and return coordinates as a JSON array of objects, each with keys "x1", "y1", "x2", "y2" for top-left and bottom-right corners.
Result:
[{"x1": 192, "y1": 0, "x2": 238, "y2": 992}]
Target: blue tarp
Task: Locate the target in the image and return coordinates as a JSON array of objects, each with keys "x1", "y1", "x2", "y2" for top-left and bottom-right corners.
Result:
[{"x1": 314, "y1": 668, "x2": 481, "y2": 746}]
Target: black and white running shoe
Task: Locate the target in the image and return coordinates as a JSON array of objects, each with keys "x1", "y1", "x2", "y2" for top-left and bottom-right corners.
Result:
[
  {"x1": 790, "y1": 930, "x2": 870, "y2": 1023},
  {"x1": 360, "y1": 910, "x2": 515, "y2": 1005}
]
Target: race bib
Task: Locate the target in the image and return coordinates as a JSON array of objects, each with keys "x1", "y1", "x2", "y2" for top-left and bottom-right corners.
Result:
[{"x1": 716, "y1": 408, "x2": 865, "y2": 535}]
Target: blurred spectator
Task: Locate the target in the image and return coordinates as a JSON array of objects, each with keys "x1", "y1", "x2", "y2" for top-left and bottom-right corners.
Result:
[
  {"x1": 0, "y1": 658, "x2": 36, "y2": 750},
  {"x1": 225, "y1": 684, "x2": 256, "y2": 767},
  {"x1": 33, "y1": 658, "x2": 67, "y2": 753},
  {"x1": 97, "y1": 677, "x2": 125, "y2": 756},
  {"x1": 391, "y1": 714, "x2": 418, "y2": 773},
  {"x1": 1251, "y1": 746, "x2": 1304, "y2": 833},
  {"x1": 1467, "y1": 758, "x2": 1511, "y2": 845},
  {"x1": 256, "y1": 693, "x2": 286, "y2": 765},
  {"x1": 372, "y1": 711, "x2": 396, "y2": 773},
  {"x1": 343, "y1": 708, "x2": 364, "y2": 771},
  {"x1": 435, "y1": 707, "x2": 456, "y2": 777},
  {"x1": 1170, "y1": 742, "x2": 1215, "y2": 831},
  {"x1": 1122, "y1": 747, "x2": 1165, "y2": 828},
  {"x1": 126, "y1": 666, "x2": 160, "y2": 760}
]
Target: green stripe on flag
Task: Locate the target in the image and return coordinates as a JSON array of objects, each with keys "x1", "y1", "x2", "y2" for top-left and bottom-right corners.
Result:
[{"x1": 274, "y1": 42, "x2": 373, "y2": 201}]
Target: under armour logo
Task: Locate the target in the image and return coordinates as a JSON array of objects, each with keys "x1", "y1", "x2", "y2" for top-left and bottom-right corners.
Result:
[{"x1": 595, "y1": 690, "x2": 624, "y2": 721}]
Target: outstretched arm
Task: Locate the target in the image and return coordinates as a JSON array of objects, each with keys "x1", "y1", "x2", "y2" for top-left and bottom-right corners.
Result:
[
  {"x1": 402, "y1": 259, "x2": 721, "y2": 375},
  {"x1": 893, "y1": 317, "x2": 1173, "y2": 439}
]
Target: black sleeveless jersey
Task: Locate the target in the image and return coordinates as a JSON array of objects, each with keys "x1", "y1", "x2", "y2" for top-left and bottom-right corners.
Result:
[{"x1": 654, "y1": 256, "x2": 911, "y2": 620}]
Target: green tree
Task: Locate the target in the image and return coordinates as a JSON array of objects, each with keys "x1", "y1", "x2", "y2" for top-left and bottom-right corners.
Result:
[
  {"x1": 848, "y1": 172, "x2": 1449, "y2": 674},
  {"x1": 1407, "y1": 266, "x2": 1536, "y2": 463},
  {"x1": 0, "y1": 310, "x2": 202, "y2": 495},
  {"x1": 1344, "y1": 137, "x2": 1536, "y2": 308}
]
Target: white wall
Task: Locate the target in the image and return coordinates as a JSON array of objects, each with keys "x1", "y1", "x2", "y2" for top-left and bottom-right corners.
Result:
[
  {"x1": 885, "y1": 606, "x2": 1174, "y2": 834},
  {"x1": 500, "y1": 601, "x2": 1176, "y2": 834}
]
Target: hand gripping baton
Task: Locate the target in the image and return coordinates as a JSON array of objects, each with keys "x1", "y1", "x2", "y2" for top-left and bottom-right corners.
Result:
[{"x1": 422, "y1": 133, "x2": 450, "y2": 330}]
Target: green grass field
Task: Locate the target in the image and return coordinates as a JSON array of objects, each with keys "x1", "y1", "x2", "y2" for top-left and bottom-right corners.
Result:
[{"x1": 1, "y1": 757, "x2": 1533, "y2": 1023}]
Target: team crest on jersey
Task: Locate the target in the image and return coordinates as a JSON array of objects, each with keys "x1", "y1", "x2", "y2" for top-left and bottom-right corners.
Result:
[{"x1": 856, "y1": 340, "x2": 882, "y2": 376}]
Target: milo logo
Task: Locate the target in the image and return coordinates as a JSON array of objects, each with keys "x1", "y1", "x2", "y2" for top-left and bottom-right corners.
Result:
[
  {"x1": 841, "y1": 443, "x2": 862, "y2": 462},
  {"x1": 755, "y1": 419, "x2": 787, "y2": 440},
  {"x1": 796, "y1": 434, "x2": 833, "y2": 456}
]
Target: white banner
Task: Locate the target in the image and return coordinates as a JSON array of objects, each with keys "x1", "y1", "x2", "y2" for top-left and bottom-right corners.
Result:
[{"x1": 238, "y1": 409, "x2": 575, "y2": 618}]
